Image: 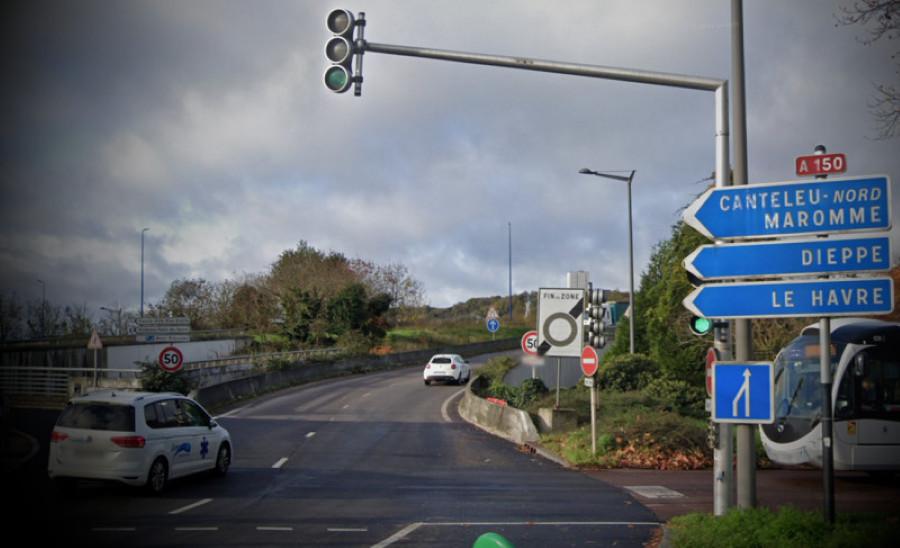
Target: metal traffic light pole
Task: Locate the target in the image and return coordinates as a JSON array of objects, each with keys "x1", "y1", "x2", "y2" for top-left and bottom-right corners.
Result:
[{"x1": 337, "y1": 8, "x2": 735, "y2": 515}]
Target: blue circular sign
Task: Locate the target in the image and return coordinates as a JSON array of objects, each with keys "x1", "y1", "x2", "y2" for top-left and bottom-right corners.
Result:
[{"x1": 487, "y1": 318, "x2": 500, "y2": 333}]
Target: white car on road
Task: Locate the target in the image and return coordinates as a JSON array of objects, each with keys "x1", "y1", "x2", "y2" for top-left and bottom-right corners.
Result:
[
  {"x1": 423, "y1": 354, "x2": 471, "y2": 386},
  {"x1": 48, "y1": 390, "x2": 232, "y2": 494}
]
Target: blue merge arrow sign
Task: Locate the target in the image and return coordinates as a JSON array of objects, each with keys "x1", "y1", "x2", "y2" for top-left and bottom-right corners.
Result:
[
  {"x1": 712, "y1": 362, "x2": 774, "y2": 424},
  {"x1": 683, "y1": 236, "x2": 890, "y2": 280},
  {"x1": 683, "y1": 277, "x2": 894, "y2": 319},
  {"x1": 683, "y1": 175, "x2": 891, "y2": 240}
]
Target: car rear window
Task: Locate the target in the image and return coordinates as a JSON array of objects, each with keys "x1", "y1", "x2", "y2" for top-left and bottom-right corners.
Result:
[
  {"x1": 431, "y1": 357, "x2": 452, "y2": 364},
  {"x1": 56, "y1": 403, "x2": 136, "y2": 432}
]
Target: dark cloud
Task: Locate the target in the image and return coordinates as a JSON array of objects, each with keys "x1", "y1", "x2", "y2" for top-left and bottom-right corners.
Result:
[{"x1": 1, "y1": 0, "x2": 897, "y2": 314}]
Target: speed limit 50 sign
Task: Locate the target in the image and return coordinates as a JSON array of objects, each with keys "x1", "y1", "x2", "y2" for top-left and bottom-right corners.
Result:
[{"x1": 158, "y1": 346, "x2": 184, "y2": 373}]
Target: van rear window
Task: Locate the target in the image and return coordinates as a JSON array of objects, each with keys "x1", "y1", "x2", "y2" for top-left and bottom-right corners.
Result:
[{"x1": 56, "y1": 403, "x2": 136, "y2": 432}]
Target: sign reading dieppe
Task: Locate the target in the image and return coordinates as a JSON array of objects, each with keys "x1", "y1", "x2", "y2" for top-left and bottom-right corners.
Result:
[
  {"x1": 683, "y1": 175, "x2": 890, "y2": 240},
  {"x1": 683, "y1": 236, "x2": 890, "y2": 281},
  {"x1": 683, "y1": 277, "x2": 894, "y2": 319}
]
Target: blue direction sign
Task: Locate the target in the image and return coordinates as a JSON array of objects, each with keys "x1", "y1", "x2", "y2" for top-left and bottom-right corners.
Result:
[
  {"x1": 683, "y1": 175, "x2": 891, "y2": 240},
  {"x1": 683, "y1": 236, "x2": 890, "y2": 280},
  {"x1": 487, "y1": 318, "x2": 500, "y2": 333},
  {"x1": 712, "y1": 362, "x2": 774, "y2": 424},
  {"x1": 683, "y1": 277, "x2": 893, "y2": 319}
]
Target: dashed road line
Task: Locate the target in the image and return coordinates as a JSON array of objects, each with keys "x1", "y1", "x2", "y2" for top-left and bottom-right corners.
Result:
[
  {"x1": 328, "y1": 527, "x2": 368, "y2": 532},
  {"x1": 257, "y1": 526, "x2": 294, "y2": 532},
  {"x1": 306, "y1": 431, "x2": 316, "y2": 439},
  {"x1": 174, "y1": 527, "x2": 219, "y2": 532},
  {"x1": 272, "y1": 457, "x2": 288, "y2": 469},
  {"x1": 169, "y1": 498, "x2": 213, "y2": 515}
]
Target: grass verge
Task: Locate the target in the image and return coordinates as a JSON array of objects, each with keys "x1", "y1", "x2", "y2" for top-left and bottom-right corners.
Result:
[
  {"x1": 668, "y1": 506, "x2": 897, "y2": 547},
  {"x1": 526, "y1": 387, "x2": 711, "y2": 470}
]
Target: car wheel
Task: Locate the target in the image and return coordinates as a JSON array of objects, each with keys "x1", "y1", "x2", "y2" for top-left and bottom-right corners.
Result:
[
  {"x1": 146, "y1": 457, "x2": 168, "y2": 495},
  {"x1": 214, "y1": 443, "x2": 231, "y2": 477},
  {"x1": 424, "y1": 379, "x2": 431, "y2": 386},
  {"x1": 53, "y1": 477, "x2": 77, "y2": 495}
]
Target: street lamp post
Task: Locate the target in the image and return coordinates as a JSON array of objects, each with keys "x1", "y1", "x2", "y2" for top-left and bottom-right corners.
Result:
[
  {"x1": 37, "y1": 278, "x2": 46, "y2": 338},
  {"x1": 578, "y1": 168, "x2": 636, "y2": 354},
  {"x1": 141, "y1": 228, "x2": 150, "y2": 318}
]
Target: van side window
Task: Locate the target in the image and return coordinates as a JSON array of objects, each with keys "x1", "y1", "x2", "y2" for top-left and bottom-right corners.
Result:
[{"x1": 181, "y1": 400, "x2": 210, "y2": 427}]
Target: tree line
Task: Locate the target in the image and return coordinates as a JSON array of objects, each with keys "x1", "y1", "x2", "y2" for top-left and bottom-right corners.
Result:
[{"x1": 1, "y1": 241, "x2": 425, "y2": 347}]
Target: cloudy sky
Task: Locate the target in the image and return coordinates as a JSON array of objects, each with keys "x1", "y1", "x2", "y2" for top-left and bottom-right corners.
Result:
[{"x1": 2, "y1": 0, "x2": 898, "y2": 316}]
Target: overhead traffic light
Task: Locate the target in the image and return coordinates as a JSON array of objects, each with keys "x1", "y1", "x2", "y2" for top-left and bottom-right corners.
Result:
[{"x1": 324, "y1": 9, "x2": 362, "y2": 94}]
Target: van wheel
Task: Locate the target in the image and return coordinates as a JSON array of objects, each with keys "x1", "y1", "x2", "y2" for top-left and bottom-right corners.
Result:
[
  {"x1": 146, "y1": 457, "x2": 168, "y2": 494},
  {"x1": 214, "y1": 443, "x2": 231, "y2": 477}
]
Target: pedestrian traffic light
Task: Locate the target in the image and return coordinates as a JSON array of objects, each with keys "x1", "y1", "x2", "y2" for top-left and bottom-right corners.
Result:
[
  {"x1": 324, "y1": 9, "x2": 357, "y2": 93},
  {"x1": 689, "y1": 315, "x2": 713, "y2": 336}
]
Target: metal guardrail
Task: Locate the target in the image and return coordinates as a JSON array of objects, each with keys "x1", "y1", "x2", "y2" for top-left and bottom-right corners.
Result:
[
  {"x1": 0, "y1": 348, "x2": 346, "y2": 400},
  {"x1": 0, "y1": 367, "x2": 140, "y2": 399}
]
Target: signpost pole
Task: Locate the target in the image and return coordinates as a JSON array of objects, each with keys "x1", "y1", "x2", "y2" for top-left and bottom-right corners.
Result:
[
  {"x1": 93, "y1": 348, "x2": 98, "y2": 387},
  {"x1": 814, "y1": 144, "x2": 836, "y2": 524},
  {"x1": 590, "y1": 378, "x2": 597, "y2": 455},
  {"x1": 555, "y1": 358, "x2": 561, "y2": 409}
]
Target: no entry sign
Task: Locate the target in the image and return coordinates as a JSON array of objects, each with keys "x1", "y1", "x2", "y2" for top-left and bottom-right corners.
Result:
[
  {"x1": 158, "y1": 346, "x2": 184, "y2": 373},
  {"x1": 581, "y1": 346, "x2": 599, "y2": 377}
]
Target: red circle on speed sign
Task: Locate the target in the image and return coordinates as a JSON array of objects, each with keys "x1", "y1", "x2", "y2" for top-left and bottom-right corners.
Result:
[
  {"x1": 521, "y1": 330, "x2": 538, "y2": 356},
  {"x1": 158, "y1": 346, "x2": 184, "y2": 373},
  {"x1": 581, "y1": 346, "x2": 599, "y2": 377},
  {"x1": 705, "y1": 347, "x2": 720, "y2": 397}
]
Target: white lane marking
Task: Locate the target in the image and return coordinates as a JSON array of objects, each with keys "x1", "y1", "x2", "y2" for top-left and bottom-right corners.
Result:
[
  {"x1": 441, "y1": 388, "x2": 466, "y2": 423},
  {"x1": 272, "y1": 458, "x2": 288, "y2": 469},
  {"x1": 214, "y1": 405, "x2": 248, "y2": 419},
  {"x1": 371, "y1": 522, "x2": 424, "y2": 548},
  {"x1": 342, "y1": 404, "x2": 350, "y2": 409},
  {"x1": 306, "y1": 432, "x2": 316, "y2": 439},
  {"x1": 169, "y1": 498, "x2": 213, "y2": 515},
  {"x1": 624, "y1": 485, "x2": 685, "y2": 499},
  {"x1": 92, "y1": 527, "x2": 136, "y2": 532},
  {"x1": 362, "y1": 392, "x2": 372, "y2": 398},
  {"x1": 258, "y1": 526, "x2": 294, "y2": 532},
  {"x1": 174, "y1": 527, "x2": 219, "y2": 531},
  {"x1": 328, "y1": 528, "x2": 368, "y2": 532}
]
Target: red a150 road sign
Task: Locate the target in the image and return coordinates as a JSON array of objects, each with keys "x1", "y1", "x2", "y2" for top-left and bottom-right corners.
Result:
[{"x1": 795, "y1": 153, "x2": 846, "y2": 177}]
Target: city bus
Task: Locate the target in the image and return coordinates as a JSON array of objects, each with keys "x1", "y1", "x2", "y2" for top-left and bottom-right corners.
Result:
[{"x1": 760, "y1": 318, "x2": 900, "y2": 471}]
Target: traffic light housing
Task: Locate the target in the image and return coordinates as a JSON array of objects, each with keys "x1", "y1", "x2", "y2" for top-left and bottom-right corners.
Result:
[
  {"x1": 324, "y1": 9, "x2": 361, "y2": 94},
  {"x1": 584, "y1": 286, "x2": 607, "y2": 348},
  {"x1": 689, "y1": 315, "x2": 713, "y2": 336}
]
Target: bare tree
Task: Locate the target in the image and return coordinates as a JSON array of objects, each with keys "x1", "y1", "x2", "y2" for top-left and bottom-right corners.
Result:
[
  {"x1": 0, "y1": 292, "x2": 24, "y2": 342},
  {"x1": 836, "y1": 0, "x2": 900, "y2": 138}
]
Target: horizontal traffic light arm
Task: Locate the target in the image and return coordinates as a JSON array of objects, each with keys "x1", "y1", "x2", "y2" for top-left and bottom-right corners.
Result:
[{"x1": 360, "y1": 41, "x2": 723, "y2": 92}]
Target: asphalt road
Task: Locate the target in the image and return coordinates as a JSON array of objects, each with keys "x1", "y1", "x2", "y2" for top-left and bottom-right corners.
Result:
[{"x1": 7, "y1": 350, "x2": 659, "y2": 547}]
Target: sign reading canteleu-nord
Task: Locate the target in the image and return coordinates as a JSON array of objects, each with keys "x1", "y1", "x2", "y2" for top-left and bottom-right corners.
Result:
[{"x1": 683, "y1": 175, "x2": 891, "y2": 240}]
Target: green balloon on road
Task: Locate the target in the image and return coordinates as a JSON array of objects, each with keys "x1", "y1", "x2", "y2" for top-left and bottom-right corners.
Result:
[{"x1": 473, "y1": 532, "x2": 515, "y2": 548}]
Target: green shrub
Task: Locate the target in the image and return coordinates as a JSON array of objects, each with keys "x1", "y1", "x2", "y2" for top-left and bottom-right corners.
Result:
[
  {"x1": 642, "y1": 376, "x2": 706, "y2": 418},
  {"x1": 139, "y1": 362, "x2": 192, "y2": 395},
  {"x1": 598, "y1": 353, "x2": 659, "y2": 391}
]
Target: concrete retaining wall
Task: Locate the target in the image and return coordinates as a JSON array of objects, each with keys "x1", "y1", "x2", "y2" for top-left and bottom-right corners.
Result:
[
  {"x1": 457, "y1": 376, "x2": 540, "y2": 445},
  {"x1": 193, "y1": 337, "x2": 519, "y2": 411}
]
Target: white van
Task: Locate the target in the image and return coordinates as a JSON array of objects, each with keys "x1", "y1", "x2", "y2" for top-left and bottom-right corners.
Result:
[{"x1": 48, "y1": 390, "x2": 232, "y2": 493}]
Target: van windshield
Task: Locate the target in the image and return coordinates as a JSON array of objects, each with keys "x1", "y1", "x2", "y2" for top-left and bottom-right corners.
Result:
[{"x1": 56, "y1": 403, "x2": 136, "y2": 431}]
